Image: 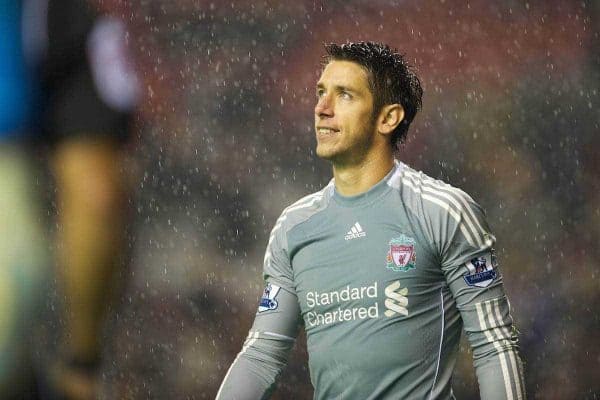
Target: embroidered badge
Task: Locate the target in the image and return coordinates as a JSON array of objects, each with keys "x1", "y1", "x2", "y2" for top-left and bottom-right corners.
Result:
[
  {"x1": 386, "y1": 235, "x2": 417, "y2": 272},
  {"x1": 258, "y1": 283, "x2": 281, "y2": 312},
  {"x1": 463, "y1": 252, "x2": 497, "y2": 288}
]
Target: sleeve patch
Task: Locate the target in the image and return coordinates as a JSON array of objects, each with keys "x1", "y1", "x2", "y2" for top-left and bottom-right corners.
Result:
[
  {"x1": 463, "y1": 251, "x2": 498, "y2": 288},
  {"x1": 258, "y1": 283, "x2": 281, "y2": 313}
]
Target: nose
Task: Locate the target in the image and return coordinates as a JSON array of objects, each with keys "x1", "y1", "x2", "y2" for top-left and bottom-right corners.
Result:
[{"x1": 315, "y1": 94, "x2": 333, "y2": 118}]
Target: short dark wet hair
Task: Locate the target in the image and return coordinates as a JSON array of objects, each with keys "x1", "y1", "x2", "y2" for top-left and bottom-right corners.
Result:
[{"x1": 323, "y1": 41, "x2": 423, "y2": 149}]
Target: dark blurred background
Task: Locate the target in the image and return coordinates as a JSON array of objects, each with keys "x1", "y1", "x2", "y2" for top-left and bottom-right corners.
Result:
[{"x1": 1, "y1": 0, "x2": 598, "y2": 399}]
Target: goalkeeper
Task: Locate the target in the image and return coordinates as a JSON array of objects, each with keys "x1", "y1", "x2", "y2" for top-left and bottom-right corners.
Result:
[{"x1": 217, "y1": 41, "x2": 525, "y2": 400}]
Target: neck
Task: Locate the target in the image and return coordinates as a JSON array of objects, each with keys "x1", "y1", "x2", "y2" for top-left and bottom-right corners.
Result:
[{"x1": 332, "y1": 149, "x2": 395, "y2": 196}]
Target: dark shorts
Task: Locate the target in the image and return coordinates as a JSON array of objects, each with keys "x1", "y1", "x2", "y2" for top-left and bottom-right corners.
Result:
[{"x1": 40, "y1": 0, "x2": 133, "y2": 145}]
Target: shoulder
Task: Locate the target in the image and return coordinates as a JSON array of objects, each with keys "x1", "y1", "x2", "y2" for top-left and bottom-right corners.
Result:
[
  {"x1": 392, "y1": 162, "x2": 477, "y2": 208},
  {"x1": 391, "y1": 162, "x2": 492, "y2": 249},
  {"x1": 271, "y1": 181, "x2": 335, "y2": 237}
]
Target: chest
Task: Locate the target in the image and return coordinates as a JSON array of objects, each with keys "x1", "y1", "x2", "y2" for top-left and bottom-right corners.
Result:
[{"x1": 288, "y1": 205, "x2": 444, "y2": 324}]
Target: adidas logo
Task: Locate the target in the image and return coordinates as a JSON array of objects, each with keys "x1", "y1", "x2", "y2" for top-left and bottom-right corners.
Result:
[{"x1": 344, "y1": 222, "x2": 366, "y2": 241}]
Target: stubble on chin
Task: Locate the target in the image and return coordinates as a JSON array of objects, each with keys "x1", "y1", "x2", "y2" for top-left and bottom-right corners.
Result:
[{"x1": 315, "y1": 143, "x2": 333, "y2": 161}]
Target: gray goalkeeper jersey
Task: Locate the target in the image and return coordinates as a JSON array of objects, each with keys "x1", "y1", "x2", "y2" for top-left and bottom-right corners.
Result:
[{"x1": 217, "y1": 161, "x2": 525, "y2": 400}]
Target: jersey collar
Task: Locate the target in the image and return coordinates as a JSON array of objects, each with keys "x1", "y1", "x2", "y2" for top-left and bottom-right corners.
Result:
[{"x1": 332, "y1": 160, "x2": 403, "y2": 207}]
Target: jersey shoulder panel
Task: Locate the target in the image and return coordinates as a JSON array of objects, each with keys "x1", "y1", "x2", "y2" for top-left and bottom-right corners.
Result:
[
  {"x1": 278, "y1": 180, "x2": 335, "y2": 236},
  {"x1": 389, "y1": 162, "x2": 494, "y2": 267},
  {"x1": 263, "y1": 181, "x2": 335, "y2": 288}
]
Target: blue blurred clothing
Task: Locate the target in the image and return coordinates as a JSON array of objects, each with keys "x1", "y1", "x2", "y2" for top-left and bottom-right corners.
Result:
[{"x1": 0, "y1": 1, "x2": 38, "y2": 138}]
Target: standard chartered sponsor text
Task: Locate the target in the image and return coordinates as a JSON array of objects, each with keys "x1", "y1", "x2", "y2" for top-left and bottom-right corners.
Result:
[
  {"x1": 305, "y1": 282, "x2": 379, "y2": 327},
  {"x1": 306, "y1": 282, "x2": 378, "y2": 307}
]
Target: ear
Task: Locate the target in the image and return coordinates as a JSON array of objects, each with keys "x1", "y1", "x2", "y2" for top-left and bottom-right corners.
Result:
[{"x1": 377, "y1": 104, "x2": 405, "y2": 136}]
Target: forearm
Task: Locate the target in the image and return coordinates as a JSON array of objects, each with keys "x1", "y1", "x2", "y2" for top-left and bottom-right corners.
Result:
[
  {"x1": 467, "y1": 297, "x2": 526, "y2": 399},
  {"x1": 217, "y1": 331, "x2": 294, "y2": 400},
  {"x1": 216, "y1": 331, "x2": 295, "y2": 400},
  {"x1": 217, "y1": 284, "x2": 300, "y2": 400}
]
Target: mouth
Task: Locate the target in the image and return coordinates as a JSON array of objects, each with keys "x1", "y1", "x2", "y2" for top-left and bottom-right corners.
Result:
[{"x1": 316, "y1": 127, "x2": 340, "y2": 136}]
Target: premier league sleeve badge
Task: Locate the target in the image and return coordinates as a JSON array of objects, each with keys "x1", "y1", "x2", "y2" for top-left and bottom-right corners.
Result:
[
  {"x1": 463, "y1": 251, "x2": 498, "y2": 288},
  {"x1": 258, "y1": 283, "x2": 281, "y2": 312}
]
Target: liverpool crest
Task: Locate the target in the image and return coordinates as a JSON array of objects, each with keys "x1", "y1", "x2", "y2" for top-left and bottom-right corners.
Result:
[{"x1": 386, "y1": 235, "x2": 417, "y2": 272}]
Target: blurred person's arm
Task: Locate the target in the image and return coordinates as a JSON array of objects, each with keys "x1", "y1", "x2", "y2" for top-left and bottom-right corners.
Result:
[
  {"x1": 216, "y1": 212, "x2": 301, "y2": 400},
  {"x1": 434, "y1": 190, "x2": 526, "y2": 399}
]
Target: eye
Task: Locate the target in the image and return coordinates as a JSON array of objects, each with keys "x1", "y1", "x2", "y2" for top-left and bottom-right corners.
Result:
[
  {"x1": 316, "y1": 88, "x2": 325, "y2": 98},
  {"x1": 340, "y1": 91, "x2": 352, "y2": 100}
]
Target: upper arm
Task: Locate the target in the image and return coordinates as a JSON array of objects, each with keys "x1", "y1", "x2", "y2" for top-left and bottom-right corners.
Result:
[
  {"x1": 252, "y1": 284, "x2": 301, "y2": 339},
  {"x1": 432, "y1": 186, "x2": 506, "y2": 312},
  {"x1": 257, "y1": 213, "x2": 301, "y2": 337}
]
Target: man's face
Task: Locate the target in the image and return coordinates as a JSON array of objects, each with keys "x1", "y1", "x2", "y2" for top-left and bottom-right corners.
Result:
[{"x1": 314, "y1": 60, "x2": 377, "y2": 164}]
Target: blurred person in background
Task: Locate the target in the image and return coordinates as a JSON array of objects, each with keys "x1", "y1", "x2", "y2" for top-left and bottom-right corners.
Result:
[
  {"x1": 33, "y1": 0, "x2": 139, "y2": 398},
  {"x1": 217, "y1": 42, "x2": 525, "y2": 399},
  {"x1": 0, "y1": 0, "x2": 48, "y2": 398}
]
